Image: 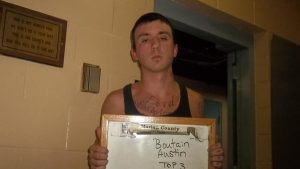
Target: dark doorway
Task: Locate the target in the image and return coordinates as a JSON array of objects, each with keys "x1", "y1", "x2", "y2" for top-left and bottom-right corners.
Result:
[{"x1": 173, "y1": 29, "x2": 228, "y2": 90}]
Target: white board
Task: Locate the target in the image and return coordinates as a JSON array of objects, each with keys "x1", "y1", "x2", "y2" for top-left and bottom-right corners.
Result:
[{"x1": 101, "y1": 115, "x2": 215, "y2": 169}]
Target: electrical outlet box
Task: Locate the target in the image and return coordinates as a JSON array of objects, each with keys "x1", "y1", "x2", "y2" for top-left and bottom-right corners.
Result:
[{"x1": 82, "y1": 63, "x2": 101, "y2": 93}]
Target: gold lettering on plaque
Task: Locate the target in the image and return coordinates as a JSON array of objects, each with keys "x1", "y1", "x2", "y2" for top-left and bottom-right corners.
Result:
[{"x1": 3, "y1": 11, "x2": 60, "y2": 59}]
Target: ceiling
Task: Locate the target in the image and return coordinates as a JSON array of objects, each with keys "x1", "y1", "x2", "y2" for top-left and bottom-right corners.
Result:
[{"x1": 173, "y1": 29, "x2": 228, "y2": 88}]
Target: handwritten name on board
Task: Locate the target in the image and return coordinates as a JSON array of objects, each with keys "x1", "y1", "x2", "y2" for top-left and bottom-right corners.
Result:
[{"x1": 153, "y1": 137, "x2": 189, "y2": 169}]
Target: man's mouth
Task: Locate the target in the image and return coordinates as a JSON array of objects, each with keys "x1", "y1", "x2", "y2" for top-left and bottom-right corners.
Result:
[{"x1": 152, "y1": 55, "x2": 162, "y2": 60}]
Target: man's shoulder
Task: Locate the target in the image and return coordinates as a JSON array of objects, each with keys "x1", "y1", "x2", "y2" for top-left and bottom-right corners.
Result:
[
  {"x1": 101, "y1": 88, "x2": 125, "y2": 115},
  {"x1": 184, "y1": 86, "x2": 204, "y2": 117},
  {"x1": 105, "y1": 83, "x2": 133, "y2": 104},
  {"x1": 185, "y1": 86, "x2": 203, "y2": 100},
  {"x1": 106, "y1": 88, "x2": 123, "y2": 99}
]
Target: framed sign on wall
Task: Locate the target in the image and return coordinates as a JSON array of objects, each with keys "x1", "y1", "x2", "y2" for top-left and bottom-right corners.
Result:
[
  {"x1": 101, "y1": 114, "x2": 216, "y2": 169},
  {"x1": 0, "y1": 1, "x2": 67, "y2": 67}
]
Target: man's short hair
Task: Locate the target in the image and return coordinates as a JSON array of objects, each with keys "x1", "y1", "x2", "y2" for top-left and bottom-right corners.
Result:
[{"x1": 130, "y1": 12, "x2": 176, "y2": 50}]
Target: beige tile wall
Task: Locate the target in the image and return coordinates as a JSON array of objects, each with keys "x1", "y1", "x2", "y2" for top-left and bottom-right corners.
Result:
[
  {"x1": 0, "y1": 0, "x2": 152, "y2": 168},
  {"x1": 218, "y1": 0, "x2": 255, "y2": 23},
  {"x1": 254, "y1": 32, "x2": 272, "y2": 169},
  {"x1": 197, "y1": 0, "x2": 300, "y2": 45},
  {"x1": 255, "y1": 0, "x2": 300, "y2": 45}
]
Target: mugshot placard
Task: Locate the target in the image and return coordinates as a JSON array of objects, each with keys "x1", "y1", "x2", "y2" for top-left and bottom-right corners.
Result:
[{"x1": 101, "y1": 115, "x2": 216, "y2": 169}]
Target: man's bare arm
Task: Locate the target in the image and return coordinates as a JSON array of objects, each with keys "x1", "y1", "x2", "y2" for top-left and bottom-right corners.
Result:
[
  {"x1": 187, "y1": 88, "x2": 204, "y2": 118},
  {"x1": 101, "y1": 89, "x2": 125, "y2": 115}
]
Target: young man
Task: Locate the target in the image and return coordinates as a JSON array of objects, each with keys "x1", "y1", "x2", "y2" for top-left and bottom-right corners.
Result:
[{"x1": 88, "y1": 12, "x2": 224, "y2": 169}]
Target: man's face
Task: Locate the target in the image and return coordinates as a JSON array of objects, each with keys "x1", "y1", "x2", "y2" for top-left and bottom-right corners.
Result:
[{"x1": 131, "y1": 20, "x2": 178, "y2": 73}]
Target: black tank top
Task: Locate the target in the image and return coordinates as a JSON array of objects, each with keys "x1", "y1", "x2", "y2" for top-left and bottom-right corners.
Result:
[{"x1": 123, "y1": 83, "x2": 191, "y2": 117}]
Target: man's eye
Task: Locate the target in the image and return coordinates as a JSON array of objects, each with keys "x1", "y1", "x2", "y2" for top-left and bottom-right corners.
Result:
[
  {"x1": 141, "y1": 38, "x2": 148, "y2": 43},
  {"x1": 160, "y1": 36, "x2": 168, "y2": 40}
]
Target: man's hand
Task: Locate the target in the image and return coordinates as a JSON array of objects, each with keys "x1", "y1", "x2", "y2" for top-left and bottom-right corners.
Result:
[
  {"x1": 208, "y1": 143, "x2": 224, "y2": 168},
  {"x1": 88, "y1": 127, "x2": 109, "y2": 169}
]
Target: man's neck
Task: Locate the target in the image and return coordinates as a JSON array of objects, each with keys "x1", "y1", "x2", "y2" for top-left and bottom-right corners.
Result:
[
  {"x1": 132, "y1": 71, "x2": 180, "y2": 116},
  {"x1": 138, "y1": 73, "x2": 177, "y2": 95}
]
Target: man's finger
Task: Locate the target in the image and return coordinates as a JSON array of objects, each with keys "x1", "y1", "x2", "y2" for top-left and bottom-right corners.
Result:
[
  {"x1": 89, "y1": 158, "x2": 108, "y2": 168},
  {"x1": 94, "y1": 126, "x2": 101, "y2": 144},
  {"x1": 211, "y1": 161, "x2": 222, "y2": 168},
  {"x1": 209, "y1": 143, "x2": 221, "y2": 150},
  {"x1": 210, "y1": 155, "x2": 224, "y2": 162},
  {"x1": 210, "y1": 148, "x2": 224, "y2": 156}
]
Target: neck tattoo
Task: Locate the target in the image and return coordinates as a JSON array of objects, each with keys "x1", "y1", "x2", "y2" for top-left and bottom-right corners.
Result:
[{"x1": 134, "y1": 95, "x2": 175, "y2": 116}]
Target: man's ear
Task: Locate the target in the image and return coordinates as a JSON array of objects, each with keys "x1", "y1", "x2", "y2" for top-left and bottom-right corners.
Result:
[
  {"x1": 130, "y1": 49, "x2": 138, "y2": 62},
  {"x1": 173, "y1": 44, "x2": 178, "y2": 58}
]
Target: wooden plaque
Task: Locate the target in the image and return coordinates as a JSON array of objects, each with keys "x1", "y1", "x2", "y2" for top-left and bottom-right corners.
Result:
[
  {"x1": 0, "y1": 1, "x2": 67, "y2": 67},
  {"x1": 101, "y1": 114, "x2": 216, "y2": 169}
]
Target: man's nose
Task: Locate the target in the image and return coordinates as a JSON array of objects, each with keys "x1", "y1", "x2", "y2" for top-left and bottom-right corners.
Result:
[{"x1": 151, "y1": 37, "x2": 160, "y2": 49}]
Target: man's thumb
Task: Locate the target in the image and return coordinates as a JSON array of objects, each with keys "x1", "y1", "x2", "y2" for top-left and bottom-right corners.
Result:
[{"x1": 94, "y1": 126, "x2": 101, "y2": 144}]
